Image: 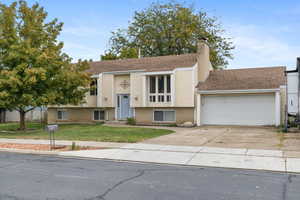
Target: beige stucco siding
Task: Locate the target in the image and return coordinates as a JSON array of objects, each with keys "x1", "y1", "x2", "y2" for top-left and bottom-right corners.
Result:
[
  {"x1": 130, "y1": 73, "x2": 144, "y2": 107},
  {"x1": 85, "y1": 94, "x2": 97, "y2": 107},
  {"x1": 48, "y1": 108, "x2": 115, "y2": 123},
  {"x1": 175, "y1": 70, "x2": 194, "y2": 107},
  {"x1": 102, "y1": 74, "x2": 114, "y2": 107},
  {"x1": 97, "y1": 75, "x2": 102, "y2": 107},
  {"x1": 114, "y1": 75, "x2": 130, "y2": 94},
  {"x1": 134, "y1": 107, "x2": 194, "y2": 124}
]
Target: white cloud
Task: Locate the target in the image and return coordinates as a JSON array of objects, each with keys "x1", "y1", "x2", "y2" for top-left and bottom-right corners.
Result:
[{"x1": 226, "y1": 24, "x2": 299, "y2": 70}]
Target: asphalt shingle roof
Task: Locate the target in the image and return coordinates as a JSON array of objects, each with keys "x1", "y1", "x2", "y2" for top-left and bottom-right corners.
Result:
[
  {"x1": 197, "y1": 66, "x2": 286, "y2": 90},
  {"x1": 86, "y1": 53, "x2": 198, "y2": 74}
]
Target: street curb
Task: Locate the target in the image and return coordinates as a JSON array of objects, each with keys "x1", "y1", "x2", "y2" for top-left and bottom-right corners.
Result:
[
  {"x1": 0, "y1": 148, "x2": 60, "y2": 155},
  {"x1": 1, "y1": 147, "x2": 300, "y2": 174},
  {"x1": 1, "y1": 148, "x2": 300, "y2": 174},
  {"x1": 54, "y1": 154, "x2": 300, "y2": 175}
]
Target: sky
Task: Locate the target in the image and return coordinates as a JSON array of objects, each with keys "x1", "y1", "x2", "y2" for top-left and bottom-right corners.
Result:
[{"x1": 2, "y1": 0, "x2": 300, "y2": 70}]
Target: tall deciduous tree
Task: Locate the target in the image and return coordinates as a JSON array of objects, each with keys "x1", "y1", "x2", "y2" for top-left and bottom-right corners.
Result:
[
  {"x1": 0, "y1": 1, "x2": 90, "y2": 130},
  {"x1": 101, "y1": 1, "x2": 234, "y2": 68}
]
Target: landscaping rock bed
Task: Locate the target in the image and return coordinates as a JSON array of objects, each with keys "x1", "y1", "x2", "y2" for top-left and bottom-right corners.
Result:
[{"x1": 0, "y1": 143, "x2": 103, "y2": 151}]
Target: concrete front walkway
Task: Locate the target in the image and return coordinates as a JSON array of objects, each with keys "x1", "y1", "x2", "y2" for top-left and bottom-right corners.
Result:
[{"x1": 60, "y1": 143, "x2": 300, "y2": 173}]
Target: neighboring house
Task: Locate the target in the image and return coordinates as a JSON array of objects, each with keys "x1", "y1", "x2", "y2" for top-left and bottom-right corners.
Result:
[
  {"x1": 48, "y1": 40, "x2": 286, "y2": 126},
  {"x1": 0, "y1": 107, "x2": 46, "y2": 123},
  {"x1": 286, "y1": 57, "x2": 300, "y2": 116}
]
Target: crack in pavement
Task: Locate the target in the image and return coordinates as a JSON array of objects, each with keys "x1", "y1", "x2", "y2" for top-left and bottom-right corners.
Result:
[
  {"x1": 282, "y1": 174, "x2": 296, "y2": 200},
  {"x1": 85, "y1": 167, "x2": 226, "y2": 200},
  {"x1": 85, "y1": 170, "x2": 145, "y2": 200},
  {"x1": 86, "y1": 166, "x2": 295, "y2": 200},
  {"x1": 85, "y1": 168, "x2": 204, "y2": 200},
  {"x1": 200, "y1": 128, "x2": 231, "y2": 146}
]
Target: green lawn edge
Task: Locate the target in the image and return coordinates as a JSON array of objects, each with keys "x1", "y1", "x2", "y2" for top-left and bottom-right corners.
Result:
[{"x1": 0, "y1": 123, "x2": 174, "y2": 143}]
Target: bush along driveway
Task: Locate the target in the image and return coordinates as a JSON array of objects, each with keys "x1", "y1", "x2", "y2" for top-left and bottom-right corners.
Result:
[{"x1": 0, "y1": 123, "x2": 173, "y2": 143}]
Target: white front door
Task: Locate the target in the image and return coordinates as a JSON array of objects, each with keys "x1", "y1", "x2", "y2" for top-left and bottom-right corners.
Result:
[
  {"x1": 201, "y1": 94, "x2": 276, "y2": 126},
  {"x1": 117, "y1": 94, "x2": 132, "y2": 120}
]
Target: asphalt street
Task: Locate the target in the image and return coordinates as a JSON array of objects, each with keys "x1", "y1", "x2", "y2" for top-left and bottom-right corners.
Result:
[{"x1": 0, "y1": 152, "x2": 299, "y2": 200}]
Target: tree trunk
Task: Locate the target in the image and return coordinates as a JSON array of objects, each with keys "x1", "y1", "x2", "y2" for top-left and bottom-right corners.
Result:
[{"x1": 19, "y1": 110, "x2": 26, "y2": 130}]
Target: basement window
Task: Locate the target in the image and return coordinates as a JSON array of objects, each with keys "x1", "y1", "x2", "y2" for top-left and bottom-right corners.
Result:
[
  {"x1": 93, "y1": 110, "x2": 105, "y2": 121},
  {"x1": 57, "y1": 110, "x2": 68, "y2": 120},
  {"x1": 153, "y1": 110, "x2": 175, "y2": 122}
]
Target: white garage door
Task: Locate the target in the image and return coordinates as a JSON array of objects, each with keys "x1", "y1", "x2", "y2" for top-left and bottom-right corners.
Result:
[{"x1": 201, "y1": 94, "x2": 275, "y2": 126}]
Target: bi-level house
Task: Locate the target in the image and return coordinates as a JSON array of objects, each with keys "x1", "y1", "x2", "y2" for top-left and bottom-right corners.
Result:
[{"x1": 48, "y1": 41, "x2": 286, "y2": 126}]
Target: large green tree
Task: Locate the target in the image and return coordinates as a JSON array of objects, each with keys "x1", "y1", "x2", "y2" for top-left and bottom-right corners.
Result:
[
  {"x1": 101, "y1": 1, "x2": 234, "y2": 68},
  {"x1": 0, "y1": 1, "x2": 90, "y2": 130}
]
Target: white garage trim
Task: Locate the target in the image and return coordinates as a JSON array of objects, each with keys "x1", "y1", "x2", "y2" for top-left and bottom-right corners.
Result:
[
  {"x1": 196, "y1": 94, "x2": 201, "y2": 126},
  {"x1": 199, "y1": 88, "x2": 280, "y2": 94},
  {"x1": 275, "y1": 91, "x2": 281, "y2": 126}
]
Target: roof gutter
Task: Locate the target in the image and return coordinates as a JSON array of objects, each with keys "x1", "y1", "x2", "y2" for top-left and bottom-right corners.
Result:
[
  {"x1": 90, "y1": 70, "x2": 146, "y2": 77},
  {"x1": 198, "y1": 88, "x2": 280, "y2": 94},
  {"x1": 102, "y1": 69, "x2": 145, "y2": 75}
]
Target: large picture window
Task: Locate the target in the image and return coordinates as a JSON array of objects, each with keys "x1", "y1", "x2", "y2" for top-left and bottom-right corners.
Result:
[
  {"x1": 149, "y1": 75, "x2": 171, "y2": 103},
  {"x1": 153, "y1": 110, "x2": 175, "y2": 122}
]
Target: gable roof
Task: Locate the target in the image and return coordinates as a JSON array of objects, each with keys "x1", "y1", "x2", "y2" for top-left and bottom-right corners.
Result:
[
  {"x1": 86, "y1": 53, "x2": 198, "y2": 74},
  {"x1": 197, "y1": 66, "x2": 286, "y2": 91}
]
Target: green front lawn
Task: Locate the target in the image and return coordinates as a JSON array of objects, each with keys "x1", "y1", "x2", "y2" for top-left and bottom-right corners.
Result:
[{"x1": 0, "y1": 123, "x2": 173, "y2": 143}]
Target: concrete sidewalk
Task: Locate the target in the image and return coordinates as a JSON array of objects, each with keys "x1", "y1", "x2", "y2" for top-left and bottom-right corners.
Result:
[
  {"x1": 60, "y1": 143, "x2": 300, "y2": 173},
  {"x1": 1, "y1": 138, "x2": 300, "y2": 173}
]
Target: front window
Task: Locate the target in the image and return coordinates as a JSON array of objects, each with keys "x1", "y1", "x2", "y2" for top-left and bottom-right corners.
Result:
[
  {"x1": 57, "y1": 110, "x2": 67, "y2": 120},
  {"x1": 153, "y1": 110, "x2": 175, "y2": 122},
  {"x1": 149, "y1": 75, "x2": 171, "y2": 103},
  {"x1": 93, "y1": 110, "x2": 105, "y2": 120},
  {"x1": 90, "y1": 79, "x2": 98, "y2": 96},
  {"x1": 150, "y1": 76, "x2": 156, "y2": 93}
]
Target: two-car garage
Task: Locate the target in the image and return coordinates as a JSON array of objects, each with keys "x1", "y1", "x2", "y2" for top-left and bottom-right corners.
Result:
[
  {"x1": 200, "y1": 93, "x2": 277, "y2": 126},
  {"x1": 196, "y1": 67, "x2": 285, "y2": 127}
]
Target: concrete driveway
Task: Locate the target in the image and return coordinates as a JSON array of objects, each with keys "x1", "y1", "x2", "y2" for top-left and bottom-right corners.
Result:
[{"x1": 143, "y1": 126, "x2": 300, "y2": 154}]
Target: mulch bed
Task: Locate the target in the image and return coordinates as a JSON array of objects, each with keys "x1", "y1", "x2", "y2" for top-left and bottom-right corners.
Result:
[{"x1": 0, "y1": 143, "x2": 103, "y2": 151}]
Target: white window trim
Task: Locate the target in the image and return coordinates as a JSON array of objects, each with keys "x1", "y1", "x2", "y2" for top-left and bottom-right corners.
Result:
[
  {"x1": 148, "y1": 75, "x2": 172, "y2": 103},
  {"x1": 57, "y1": 110, "x2": 68, "y2": 120},
  {"x1": 153, "y1": 109, "x2": 176, "y2": 123},
  {"x1": 171, "y1": 73, "x2": 175, "y2": 106},
  {"x1": 142, "y1": 67, "x2": 193, "y2": 76},
  {"x1": 92, "y1": 109, "x2": 105, "y2": 121}
]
